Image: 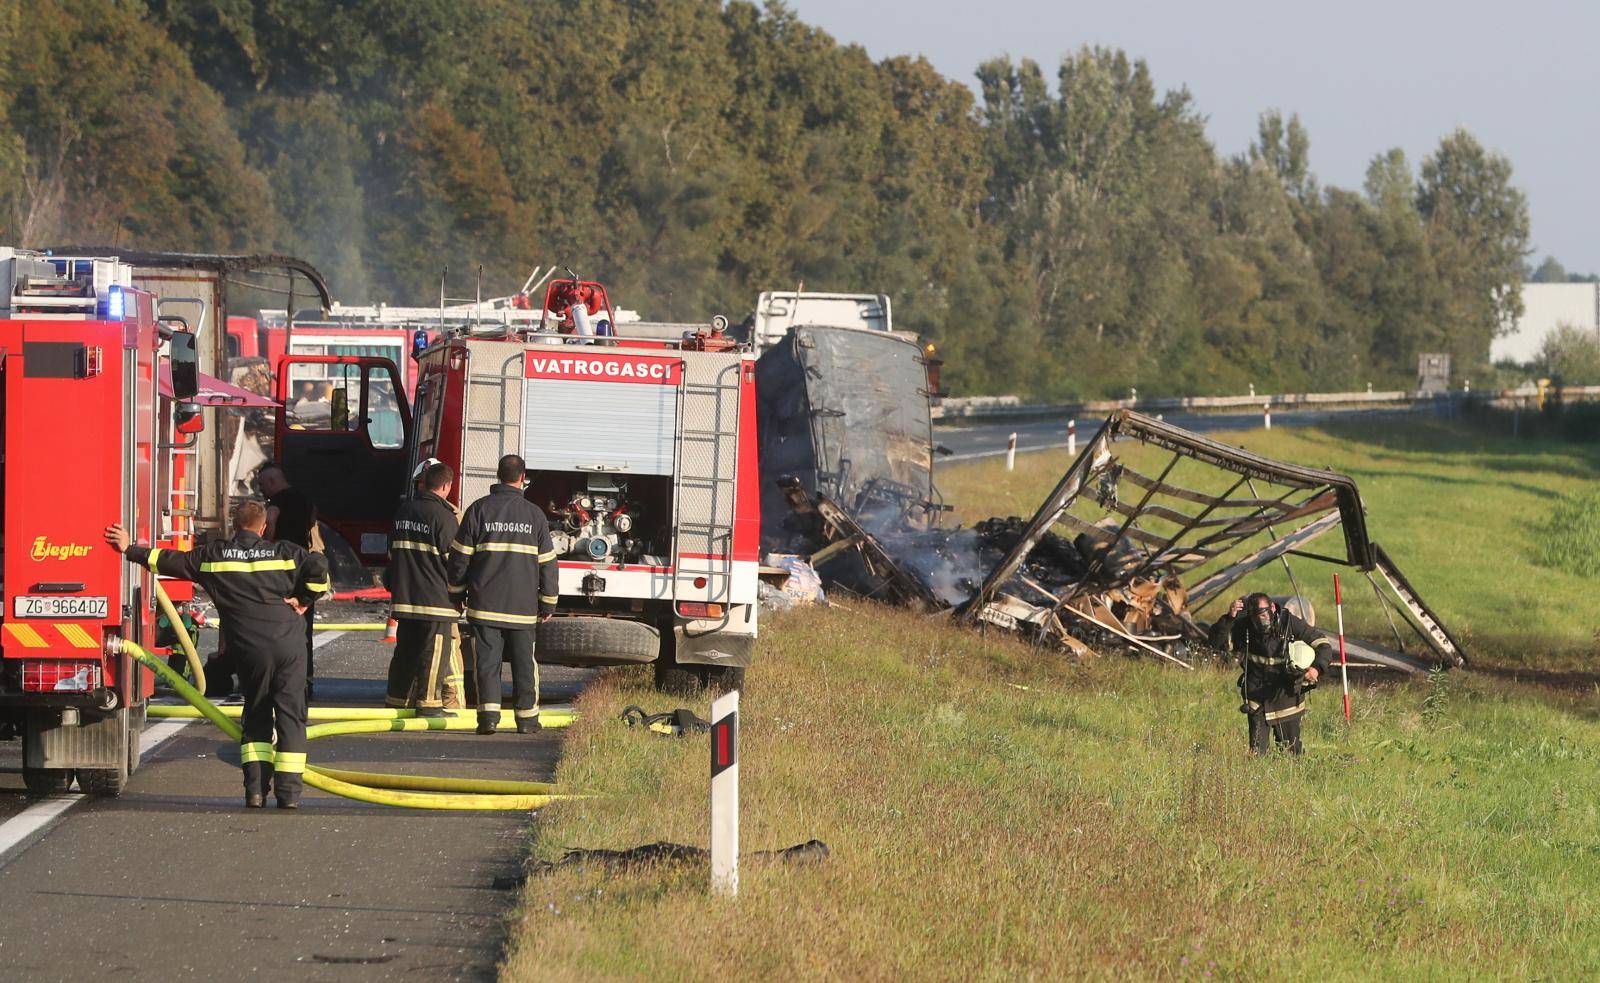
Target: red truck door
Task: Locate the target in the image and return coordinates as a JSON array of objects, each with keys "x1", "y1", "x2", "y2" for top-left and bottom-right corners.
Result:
[{"x1": 274, "y1": 355, "x2": 411, "y2": 564}]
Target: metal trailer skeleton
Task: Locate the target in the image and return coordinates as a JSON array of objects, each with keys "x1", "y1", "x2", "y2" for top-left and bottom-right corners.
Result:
[{"x1": 783, "y1": 409, "x2": 1465, "y2": 674}]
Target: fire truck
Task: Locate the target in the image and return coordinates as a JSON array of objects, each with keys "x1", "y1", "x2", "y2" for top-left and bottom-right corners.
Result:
[
  {"x1": 277, "y1": 276, "x2": 759, "y2": 690},
  {"x1": 0, "y1": 249, "x2": 205, "y2": 794}
]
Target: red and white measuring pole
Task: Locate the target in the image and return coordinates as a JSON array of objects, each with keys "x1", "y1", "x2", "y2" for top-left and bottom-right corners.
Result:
[
  {"x1": 710, "y1": 689, "x2": 739, "y2": 896},
  {"x1": 1334, "y1": 574, "x2": 1350, "y2": 723}
]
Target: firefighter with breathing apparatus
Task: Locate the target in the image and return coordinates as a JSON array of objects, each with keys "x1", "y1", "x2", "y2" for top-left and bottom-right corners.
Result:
[
  {"x1": 105, "y1": 501, "x2": 330, "y2": 807},
  {"x1": 1210, "y1": 592, "x2": 1332, "y2": 754}
]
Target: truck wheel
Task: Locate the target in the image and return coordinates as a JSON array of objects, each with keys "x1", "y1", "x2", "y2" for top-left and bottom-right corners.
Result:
[
  {"x1": 652, "y1": 628, "x2": 745, "y2": 696},
  {"x1": 77, "y1": 767, "x2": 127, "y2": 797},
  {"x1": 21, "y1": 768, "x2": 74, "y2": 795}
]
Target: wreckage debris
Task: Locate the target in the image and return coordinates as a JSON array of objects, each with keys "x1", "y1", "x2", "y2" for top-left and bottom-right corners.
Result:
[{"x1": 779, "y1": 410, "x2": 1466, "y2": 675}]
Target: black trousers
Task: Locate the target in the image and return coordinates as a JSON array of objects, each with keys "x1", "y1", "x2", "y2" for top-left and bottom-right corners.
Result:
[
  {"x1": 386, "y1": 619, "x2": 465, "y2": 709},
  {"x1": 469, "y1": 623, "x2": 540, "y2": 720},
  {"x1": 1247, "y1": 711, "x2": 1304, "y2": 755},
  {"x1": 237, "y1": 639, "x2": 308, "y2": 799}
]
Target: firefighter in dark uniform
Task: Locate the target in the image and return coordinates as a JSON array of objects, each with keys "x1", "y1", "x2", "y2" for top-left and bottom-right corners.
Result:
[
  {"x1": 1210, "y1": 592, "x2": 1333, "y2": 754},
  {"x1": 105, "y1": 501, "x2": 330, "y2": 807},
  {"x1": 258, "y1": 463, "x2": 321, "y2": 701},
  {"x1": 446, "y1": 454, "x2": 559, "y2": 736},
  {"x1": 385, "y1": 460, "x2": 466, "y2": 715}
]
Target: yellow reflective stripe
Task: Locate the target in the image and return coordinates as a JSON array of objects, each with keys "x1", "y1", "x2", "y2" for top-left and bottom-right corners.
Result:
[
  {"x1": 539, "y1": 595, "x2": 559, "y2": 606},
  {"x1": 477, "y1": 542, "x2": 542, "y2": 555},
  {"x1": 392, "y1": 603, "x2": 459, "y2": 618},
  {"x1": 200, "y1": 559, "x2": 298, "y2": 573},
  {"x1": 1264, "y1": 702, "x2": 1308, "y2": 722},
  {"x1": 145, "y1": 547, "x2": 163, "y2": 573},
  {"x1": 56, "y1": 624, "x2": 98, "y2": 648},
  {"x1": 275, "y1": 751, "x2": 307, "y2": 774},
  {"x1": 514, "y1": 708, "x2": 541, "y2": 719},
  {"x1": 239, "y1": 742, "x2": 274, "y2": 764},
  {"x1": 538, "y1": 549, "x2": 559, "y2": 562},
  {"x1": 304, "y1": 579, "x2": 332, "y2": 593},
  {"x1": 391, "y1": 540, "x2": 440, "y2": 555},
  {"x1": 464, "y1": 607, "x2": 541, "y2": 625},
  {"x1": 4, "y1": 624, "x2": 48, "y2": 648},
  {"x1": 450, "y1": 540, "x2": 476, "y2": 555},
  {"x1": 447, "y1": 584, "x2": 467, "y2": 595}
]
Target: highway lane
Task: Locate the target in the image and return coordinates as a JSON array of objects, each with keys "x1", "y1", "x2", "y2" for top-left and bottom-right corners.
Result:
[
  {"x1": 934, "y1": 405, "x2": 1431, "y2": 460},
  {"x1": 0, "y1": 601, "x2": 591, "y2": 981}
]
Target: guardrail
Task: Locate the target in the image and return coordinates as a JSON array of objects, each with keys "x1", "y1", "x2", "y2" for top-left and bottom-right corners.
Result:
[{"x1": 933, "y1": 385, "x2": 1600, "y2": 422}]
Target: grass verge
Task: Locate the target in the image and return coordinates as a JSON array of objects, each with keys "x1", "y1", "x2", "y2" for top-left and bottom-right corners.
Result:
[{"x1": 505, "y1": 602, "x2": 1600, "y2": 979}]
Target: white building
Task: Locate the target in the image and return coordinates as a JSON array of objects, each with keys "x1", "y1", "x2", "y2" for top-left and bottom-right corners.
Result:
[{"x1": 1495, "y1": 282, "x2": 1599, "y2": 363}]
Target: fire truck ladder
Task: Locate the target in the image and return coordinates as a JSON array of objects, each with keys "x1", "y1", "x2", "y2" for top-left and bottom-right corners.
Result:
[{"x1": 672, "y1": 362, "x2": 742, "y2": 612}]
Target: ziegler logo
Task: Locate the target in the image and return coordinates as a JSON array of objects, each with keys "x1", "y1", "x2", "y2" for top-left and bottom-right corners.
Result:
[{"x1": 31, "y1": 537, "x2": 91, "y2": 561}]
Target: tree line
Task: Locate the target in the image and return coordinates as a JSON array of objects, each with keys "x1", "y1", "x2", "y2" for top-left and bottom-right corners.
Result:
[{"x1": 0, "y1": 0, "x2": 1532, "y2": 398}]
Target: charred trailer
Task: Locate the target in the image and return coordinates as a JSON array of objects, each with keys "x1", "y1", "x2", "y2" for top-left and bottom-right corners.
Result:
[
  {"x1": 755, "y1": 325, "x2": 943, "y2": 596},
  {"x1": 277, "y1": 280, "x2": 760, "y2": 691},
  {"x1": 0, "y1": 249, "x2": 206, "y2": 795}
]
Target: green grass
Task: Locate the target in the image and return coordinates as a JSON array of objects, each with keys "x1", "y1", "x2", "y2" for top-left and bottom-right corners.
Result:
[
  {"x1": 506, "y1": 604, "x2": 1600, "y2": 979},
  {"x1": 938, "y1": 417, "x2": 1600, "y2": 670},
  {"x1": 1535, "y1": 489, "x2": 1600, "y2": 579},
  {"x1": 502, "y1": 417, "x2": 1600, "y2": 979}
]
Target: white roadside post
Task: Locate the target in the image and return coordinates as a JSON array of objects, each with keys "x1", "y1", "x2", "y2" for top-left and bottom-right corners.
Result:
[
  {"x1": 710, "y1": 689, "x2": 739, "y2": 897},
  {"x1": 1066, "y1": 418, "x2": 1077, "y2": 457},
  {"x1": 1263, "y1": 401, "x2": 1272, "y2": 430},
  {"x1": 1005, "y1": 432, "x2": 1017, "y2": 471}
]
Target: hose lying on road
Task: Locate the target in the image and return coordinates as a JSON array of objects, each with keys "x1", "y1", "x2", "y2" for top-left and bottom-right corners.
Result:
[{"x1": 123, "y1": 639, "x2": 585, "y2": 811}]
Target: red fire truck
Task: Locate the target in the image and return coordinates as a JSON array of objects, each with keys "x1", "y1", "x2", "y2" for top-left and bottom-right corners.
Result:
[
  {"x1": 0, "y1": 249, "x2": 205, "y2": 794},
  {"x1": 278, "y1": 277, "x2": 759, "y2": 690}
]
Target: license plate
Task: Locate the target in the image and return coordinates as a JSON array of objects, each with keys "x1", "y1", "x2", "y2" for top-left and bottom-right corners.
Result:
[{"x1": 12, "y1": 595, "x2": 109, "y2": 620}]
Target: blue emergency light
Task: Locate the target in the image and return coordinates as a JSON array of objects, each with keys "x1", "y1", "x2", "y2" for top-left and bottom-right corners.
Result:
[{"x1": 99, "y1": 284, "x2": 126, "y2": 321}]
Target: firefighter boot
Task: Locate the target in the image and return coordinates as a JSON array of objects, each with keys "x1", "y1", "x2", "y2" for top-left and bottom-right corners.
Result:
[
  {"x1": 476, "y1": 710, "x2": 497, "y2": 735},
  {"x1": 515, "y1": 711, "x2": 542, "y2": 735}
]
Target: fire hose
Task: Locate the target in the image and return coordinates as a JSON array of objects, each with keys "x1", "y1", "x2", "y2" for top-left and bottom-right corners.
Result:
[
  {"x1": 154, "y1": 582, "x2": 206, "y2": 695},
  {"x1": 126, "y1": 583, "x2": 587, "y2": 810}
]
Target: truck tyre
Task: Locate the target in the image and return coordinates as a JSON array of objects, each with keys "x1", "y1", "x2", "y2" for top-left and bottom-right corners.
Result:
[
  {"x1": 535, "y1": 617, "x2": 659, "y2": 667},
  {"x1": 22, "y1": 768, "x2": 73, "y2": 794},
  {"x1": 652, "y1": 628, "x2": 745, "y2": 696},
  {"x1": 79, "y1": 705, "x2": 139, "y2": 798}
]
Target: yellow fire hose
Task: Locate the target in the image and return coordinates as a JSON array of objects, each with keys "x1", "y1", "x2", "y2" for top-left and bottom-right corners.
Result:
[
  {"x1": 155, "y1": 582, "x2": 206, "y2": 694},
  {"x1": 124, "y1": 618, "x2": 585, "y2": 809}
]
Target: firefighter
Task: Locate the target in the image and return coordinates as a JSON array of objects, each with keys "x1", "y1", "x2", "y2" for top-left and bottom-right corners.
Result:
[
  {"x1": 446, "y1": 454, "x2": 559, "y2": 736},
  {"x1": 1210, "y1": 593, "x2": 1333, "y2": 754},
  {"x1": 257, "y1": 463, "x2": 321, "y2": 701},
  {"x1": 384, "y1": 459, "x2": 466, "y2": 716},
  {"x1": 104, "y1": 502, "x2": 330, "y2": 808}
]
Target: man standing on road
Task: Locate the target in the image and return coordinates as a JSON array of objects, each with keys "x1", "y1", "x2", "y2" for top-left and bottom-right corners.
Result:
[
  {"x1": 385, "y1": 460, "x2": 466, "y2": 716},
  {"x1": 1210, "y1": 592, "x2": 1332, "y2": 755},
  {"x1": 446, "y1": 454, "x2": 559, "y2": 736},
  {"x1": 105, "y1": 502, "x2": 330, "y2": 808},
  {"x1": 257, "y1": 463, "x2": 321, "y2": 701}
]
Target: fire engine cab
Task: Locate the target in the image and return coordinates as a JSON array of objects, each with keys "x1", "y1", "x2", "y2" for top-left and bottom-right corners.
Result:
[
  {"x1": 278, "y1": 276, "x2": 759, "y2": 690},
  {"x1": 0, "y1": 248, "x2": 202, "y2": 794}
]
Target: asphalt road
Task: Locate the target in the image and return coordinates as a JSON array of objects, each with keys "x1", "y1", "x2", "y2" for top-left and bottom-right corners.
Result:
[
  {"x1": 0, "y1": 601, "x2": 590, "y2": 981},
  {"x1": 934, "y1": 405, "x2": 1429, "y2": 460}
]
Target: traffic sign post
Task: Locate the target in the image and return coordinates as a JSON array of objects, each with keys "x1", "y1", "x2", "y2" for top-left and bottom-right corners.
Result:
[{"x1": 710, "y1": 689, "x2": 739, "y2": 896}]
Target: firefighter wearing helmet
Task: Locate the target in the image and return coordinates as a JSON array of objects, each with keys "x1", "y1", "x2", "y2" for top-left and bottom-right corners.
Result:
[
  {"x1": 105, "y1": 501, "x2": 330, "y2": 807},
  {"x1": 446, "y1": 454, "x2": 560, "y2": 735},
  {"x1": 1210, "y1": 592, "x2": 1332, "y2": 754}
]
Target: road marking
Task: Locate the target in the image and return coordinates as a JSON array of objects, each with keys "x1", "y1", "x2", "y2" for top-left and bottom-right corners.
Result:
[
  {"x1": 314, "y1": 630, "x2": 348, "y2": 649},
  {"x1": 0, "y1": 718, "x2": 190, "y2": 869}
]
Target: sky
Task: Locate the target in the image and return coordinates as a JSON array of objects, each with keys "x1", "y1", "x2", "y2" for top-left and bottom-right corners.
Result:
[{"x1": 788, "y1": 0, "x2": 1600, "y2": 276}]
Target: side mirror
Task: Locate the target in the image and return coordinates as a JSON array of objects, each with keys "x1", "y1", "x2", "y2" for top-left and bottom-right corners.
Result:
[
  {"x1": 170, "y1": 331, "x2": 199, "y2": 400},
  {"x1": 175, "y1": 401, "x2": 205, "y2": 434}
]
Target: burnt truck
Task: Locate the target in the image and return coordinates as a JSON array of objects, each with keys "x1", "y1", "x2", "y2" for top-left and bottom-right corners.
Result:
[{"x1": 278, "y1": 277, "x2": 758, "y2": 691}]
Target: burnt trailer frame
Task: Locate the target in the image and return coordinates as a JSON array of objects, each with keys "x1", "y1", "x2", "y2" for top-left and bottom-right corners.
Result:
[{"x1": 955, "y1": 410, "x2": 1467, "y2": 673}]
